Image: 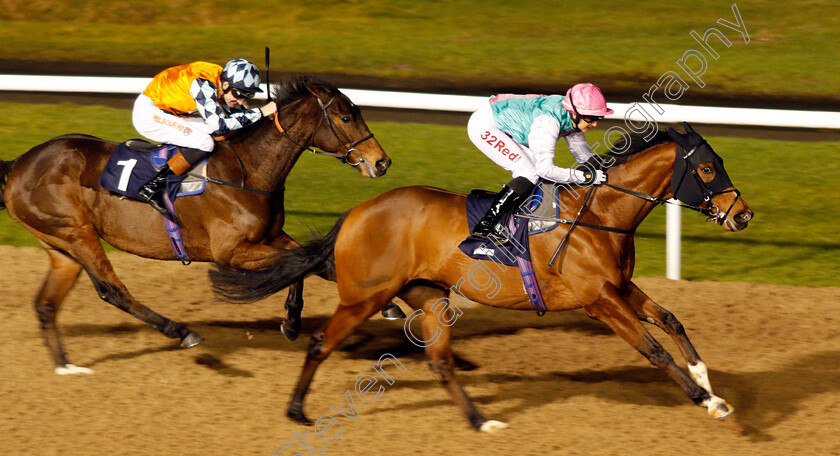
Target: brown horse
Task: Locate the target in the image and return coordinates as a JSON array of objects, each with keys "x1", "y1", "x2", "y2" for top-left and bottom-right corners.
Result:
[
  {"x1": 0, "y1": 75, "x2": 391, "y2": 374},
  {"x1": 211, "y1": 123, "x2": 754, "y2": 431}
]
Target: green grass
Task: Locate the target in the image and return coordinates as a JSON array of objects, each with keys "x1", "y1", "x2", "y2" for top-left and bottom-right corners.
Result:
[
  {"x1": 1, "y1": 1, "x2": 838, "y2": 101},
  {"x1": 1, "y1": 101, "x2": 838, "y2": 287},
  {"x1": 1, "y1": 2, "x2": 837, "y2": 286}
]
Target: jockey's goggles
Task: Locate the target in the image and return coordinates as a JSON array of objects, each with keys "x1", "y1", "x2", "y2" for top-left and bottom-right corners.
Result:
[{"x1": 230, "y1": 88, "x2": 256, "y2": 100}]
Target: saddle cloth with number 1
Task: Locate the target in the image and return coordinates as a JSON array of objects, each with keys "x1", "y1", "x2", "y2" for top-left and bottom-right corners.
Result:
[{"x1": 98, "y1": 139, "x2": 206, "y2": 201}]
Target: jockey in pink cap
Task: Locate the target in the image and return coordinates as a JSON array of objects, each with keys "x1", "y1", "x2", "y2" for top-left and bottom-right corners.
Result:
[{"x1": 467, "y1": 82, "x2": 614, "y2": 242}]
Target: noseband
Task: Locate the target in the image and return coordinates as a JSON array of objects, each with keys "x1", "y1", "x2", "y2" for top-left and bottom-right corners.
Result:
[{"x1": 273, "y1": 91, "x2": 376, "y2": 167}]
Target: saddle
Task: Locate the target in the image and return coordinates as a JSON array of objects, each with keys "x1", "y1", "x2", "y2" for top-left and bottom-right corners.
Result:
[
  {"x1": 458, "y1": 182, "x2": 560, "y2": 315},
  {"x1": 459, "y1": 181, "x2": 561, "y2": 264},
  {"x1": 98, "y1": 140, "x2": 207, "y2": 201}
]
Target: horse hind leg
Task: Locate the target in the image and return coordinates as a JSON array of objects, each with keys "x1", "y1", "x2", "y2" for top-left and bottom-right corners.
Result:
[
  {"x1": 85, "y1": 268, "x2": 204, "y2": 349},
  {"x1": 281, "y1": 281, "x2": 303, "y2": 341},
  {"x1": 399, "y1": 285, "x2": 506, "y2": 433},
  {"x1": 623, "y1": 281, "x2": 717, "y2": 395},
  {"x1": 317, "y1": 259, "x2": 405, "y2": 320},
  {"x1": 314, "y1": 259, "x2": 406, "y2": 320},
  {"x1": 60, "y1": 229, "x2": 203, "y2": 350},
  {"x1": 287, "y1": 295, "x2": 389, "y2": 425},
  {"x1": 280, "y1": 260, "x2": 404, "y2": 342},
  {"x1": 35, "y1": 247, "x2": 93, "y2": 374},
  {"x1": 584, "y1": 283, "x2": 733, "y2": 420}
]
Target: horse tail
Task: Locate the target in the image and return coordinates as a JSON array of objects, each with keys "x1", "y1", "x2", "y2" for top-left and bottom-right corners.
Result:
[
  {"x1": 209, "y1": 210, "x2": 350, "y2": 303},
  {"x1": 0, "y1": 159, "x2": 14, "y2": 209}
]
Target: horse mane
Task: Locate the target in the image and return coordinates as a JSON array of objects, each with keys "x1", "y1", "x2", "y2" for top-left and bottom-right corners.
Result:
[
  {"x1": 270, "y1": 74, "x2": 339, "y2": 108},
  {"x1": 222, "y1": 75, "x2": 339, "y2": 143},
  {"x1": 605, "y1": 130, "x2": 673, "y2": 167}
]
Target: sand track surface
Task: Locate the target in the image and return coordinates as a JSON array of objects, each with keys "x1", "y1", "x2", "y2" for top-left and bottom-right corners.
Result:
[{"x1": 1, "y1": 245, "x2": 838, "y2": 455}]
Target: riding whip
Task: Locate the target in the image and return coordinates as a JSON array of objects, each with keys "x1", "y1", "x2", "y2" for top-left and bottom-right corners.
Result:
[{"x1": 265, "y1": 46, "x2": 272, "y2": 103}]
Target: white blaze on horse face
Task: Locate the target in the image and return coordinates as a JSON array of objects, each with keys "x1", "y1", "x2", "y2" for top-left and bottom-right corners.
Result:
[{"x1": 689, "y1": 361, "x2": 713, "y2": 394}]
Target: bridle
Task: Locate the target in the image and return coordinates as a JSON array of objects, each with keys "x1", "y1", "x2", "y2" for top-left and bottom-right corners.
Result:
[
  {"x1": 669, "y1": 140, "x2": 742, "y2": 223},
  {"x1": 543, "y1": 141, "x2": 742, "y2": 267},
  {"x1": 601, "y1": 141, "x2": 741, "y2": 223},
  {"x1": 189, "y1": 89, "x2": 377, "y2": 198},
  {"x1": 273, "y1": 90, "x2": 376, "y2": 167}
]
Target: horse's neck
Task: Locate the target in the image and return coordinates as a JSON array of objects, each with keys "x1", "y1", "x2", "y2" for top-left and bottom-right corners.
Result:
[
  {"x1": 232, "y1": 102, "x2": 317, "y2": 192},
  {"x1": 594, "y1": 142, "x2": 676, "y2": 229}
]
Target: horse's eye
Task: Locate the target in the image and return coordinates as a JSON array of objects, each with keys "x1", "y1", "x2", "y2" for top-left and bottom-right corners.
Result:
[
  {"x1": 341, "y1": 116, "x2": 352, "y2": 124},
  {"x1": 701, "y1": 166, "x2": 713, "y2": 174}
]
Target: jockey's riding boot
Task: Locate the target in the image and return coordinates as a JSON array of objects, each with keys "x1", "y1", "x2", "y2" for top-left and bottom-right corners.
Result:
[
  {"x1": 471, "y1": 177, "x2": 534, "y2": 244},
  {"x1": 137, "y1": 164, "x2": 175, "y2": 221},
  {"x1": 471, "y1": 186, "x2": 521, "y2": 243}
]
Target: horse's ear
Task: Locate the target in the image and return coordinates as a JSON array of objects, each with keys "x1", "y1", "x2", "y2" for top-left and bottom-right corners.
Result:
[
  {"x1": 683, "y1": 122, "x2": 696, "y2": 135},
  {"x1": 667, "y1": 127, "x2": 685, "y2": 144}
]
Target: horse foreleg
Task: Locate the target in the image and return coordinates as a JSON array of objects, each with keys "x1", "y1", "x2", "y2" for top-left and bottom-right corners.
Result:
[
  {"x1": 623, "y1": 281, "x2": 715, "y2": 395},
  {"x1": 399, "y1": 285, "x2": 506, "y2": 432},
  {"x1": 287, "y1": 297, "x2": 386, "y2": 425},
  {"x1": 584, "y1": 283, "x2": 733, "y2": 419},
  {"x1": 220, "y1": 234, "x2": 307, "y2": 341},
  {"x1": 35, "y1": 246, "x2": 92, "y2": 374}
]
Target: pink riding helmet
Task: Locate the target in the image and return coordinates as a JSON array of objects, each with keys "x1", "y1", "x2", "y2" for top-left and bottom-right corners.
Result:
[{"x1": 561, "y1": 83, "x2": 614, "y2": 116}]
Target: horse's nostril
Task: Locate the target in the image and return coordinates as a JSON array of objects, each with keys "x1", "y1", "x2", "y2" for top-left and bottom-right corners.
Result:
[
  {"x1": 737, "y1": 211, "x2": 753, "y2": 223},
  {"x1": 376, "y1": 158, "x2": 391, "y2": 173}
]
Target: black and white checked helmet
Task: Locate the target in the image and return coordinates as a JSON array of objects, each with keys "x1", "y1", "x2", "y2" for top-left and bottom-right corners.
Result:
[{"x1": 221, "y1": 58, "x2": 263, "y2": 93}]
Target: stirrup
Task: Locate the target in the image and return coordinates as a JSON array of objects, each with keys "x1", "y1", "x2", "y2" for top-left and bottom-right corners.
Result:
[{"x1": 471, "y1": 224, "x2": 510, "y2": 245}]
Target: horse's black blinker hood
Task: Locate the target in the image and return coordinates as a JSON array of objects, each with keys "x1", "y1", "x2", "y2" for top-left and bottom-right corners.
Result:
[{"x1": 668, "y1": 122, "x2": 734, "y2": 207}]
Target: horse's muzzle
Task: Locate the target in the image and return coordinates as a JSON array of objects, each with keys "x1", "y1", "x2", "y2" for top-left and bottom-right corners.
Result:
[{"x1": 725, "y1": 209, "x2": 753, "y2": 231}]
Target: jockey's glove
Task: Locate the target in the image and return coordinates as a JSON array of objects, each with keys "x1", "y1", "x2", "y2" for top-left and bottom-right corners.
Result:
[{"x1": 574, "y1": 168, "x2": 608, "y2": 186}]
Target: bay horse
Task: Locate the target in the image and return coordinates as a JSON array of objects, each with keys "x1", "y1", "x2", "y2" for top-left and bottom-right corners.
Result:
[
  {"x1": 211, "y1": 123, "x2": 754, "y2": 431},
  {"x1": 0, "y1": 75, "x2": 391, "y2": 374}
]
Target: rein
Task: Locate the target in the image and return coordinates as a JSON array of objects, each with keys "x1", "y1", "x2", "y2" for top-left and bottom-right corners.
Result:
[
  {"x1": 547, "y1": 186, "x2": 596, "y2": 267},
  {"x1": 185, "y1": 142, "x2": 280, "y2": 198},
  {"x1": 190, "y1": 174, "x2": 278, "y2": 197}
]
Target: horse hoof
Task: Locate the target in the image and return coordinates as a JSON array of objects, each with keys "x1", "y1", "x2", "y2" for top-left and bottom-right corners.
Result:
[
  {"x1": 281, "y1": 320, "x2": 300, "y2": 341},
  {"x1": 55, "y1": 364, "x2": 95, "y2": 375},
  {"x1": 381, "y1": 302, "x2": 406, "y2": 320},
  {"x1": 479, "y1": 420, "x2": 509, "y2": 433},
  {"x1": 181, "y1": 331, "x2": 205, "y2": 348},
  {"x1": 287, "y1": 407, "x2": 313, "y2": 425},
  {"x1": 705, "y1": 396, "x2": 734, "y2": 419}
]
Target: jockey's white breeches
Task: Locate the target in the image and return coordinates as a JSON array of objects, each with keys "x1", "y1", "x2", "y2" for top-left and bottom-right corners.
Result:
[
  {"x1": 132, "y1": 94, "x2": 215, "y2": 152},
  {"x1": 467, "y1": 103, "x2": 540, "y2": 184}
]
